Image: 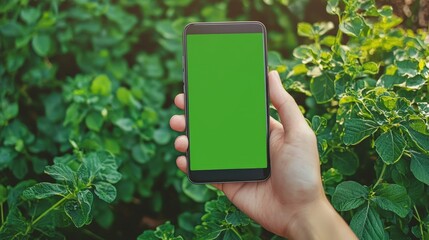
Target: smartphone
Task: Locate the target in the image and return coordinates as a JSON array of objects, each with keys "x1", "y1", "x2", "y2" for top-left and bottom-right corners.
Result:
[{"x1": 182, "y1": 21, "x2": 270, "y2": 183}]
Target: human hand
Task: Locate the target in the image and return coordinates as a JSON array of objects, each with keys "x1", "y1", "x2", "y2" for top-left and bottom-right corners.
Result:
[{"x1": 170, "y1": 71, "x2": 357, "y2": 239}]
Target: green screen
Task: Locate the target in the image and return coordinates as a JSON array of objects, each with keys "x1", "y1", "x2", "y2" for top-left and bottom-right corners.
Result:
[{"x1": 187, "y1": 32, "x2": 268, "y2": 171}]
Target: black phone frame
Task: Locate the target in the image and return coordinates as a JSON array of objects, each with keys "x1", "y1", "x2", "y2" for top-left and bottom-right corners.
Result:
[{"x1": 182, "y1": 21, "x2": 271, "y2": 183}]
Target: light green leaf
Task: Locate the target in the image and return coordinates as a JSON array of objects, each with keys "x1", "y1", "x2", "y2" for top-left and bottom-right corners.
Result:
[
  {"x1": 410, "y1": 151, "x2": 429, "y2": 185},
  {"x1": 90, "y1": 74, "x2": 111, "y2": 96},
  {"x1": 343, "y1": 119, "x2": 379, "y2": 145},
  {"x1": 225, "y1": 211, "x2": 251, "y2": 226},
  {"x1": 363, "y1": 62, "x2": 379, "y2": 74},
  {"x1": 375, "y1": 129, "x2": 406, "y2": 164},
  {"x1": 310, "y1": 73, "x2": 335, "y2": 103},
  {"x1": 372, "y1": 183, "x2": 411, "y2": 218},
  {"x1": 297, "y1": 22, "x2": 313, "y2": 38},
  {"x1": 93, "y1": 182, "x2": 117, "y2": 203},
  {"x1": 20, "y1": 8, "x2": 41, "y2": 24},
  {"x1": 350, "y1": 205, "x2": 385, "y2": 240},
  {"x1": 339, "y1": 16, "x2": 365, "y2": 37},
  {"x1": 114, "y1": 118, "x2": 133, "y2": 132},
  {"x1": 64, "y1": 190, "x2": 93, "y2": 228},
  {"x1": 22, "y1": 182, "x2": 68, "y2": 200},
  {"x1": 32, "y1": 34, "x2": 51, "y2": 57},
  {"x1": 116, "y1": 87, "x2": 132, "y2": 105},
  {"x1": 85, "y1": 112, "x2": 103, "y2": 132},
  {"x1": 332, "y1": 181, "x2": 368, "y2": 211}
]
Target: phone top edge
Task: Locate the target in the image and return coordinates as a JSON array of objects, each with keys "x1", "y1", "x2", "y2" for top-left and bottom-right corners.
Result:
[{"x1": 183, "y1": 21, "x2": 266, "y2": 35}]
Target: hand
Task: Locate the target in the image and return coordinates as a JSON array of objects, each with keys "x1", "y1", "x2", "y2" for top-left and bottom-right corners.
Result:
[{"x1": 170, "y1": 71, "x2": 357, "y2": 239}]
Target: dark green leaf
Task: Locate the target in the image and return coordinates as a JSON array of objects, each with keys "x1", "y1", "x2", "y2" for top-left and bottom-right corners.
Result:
[
  {"x1": 93, "y1": 182, "x2": 117, "y2": 203},
  {"x1": 372, "y1": 183, "x2": 411, "y2": 218},
  {"x1": 350, "y1": 205, "x2": 385, "y2": 240},
  {"x1": 331, "y1": 149, "x2": 359, "y2": 175},
  {"x1": 225, "y1": 211, "x2": 251, "y2": 226},
  {"x1": 410, "y1": 151, "x2": 429, "y2": 185},
  {"x1": 153, "y1": 128, "x2": 171, "y2": 145},
  {"x1": 85, "y1": 112, "x2": 103, "y2": 132},
  {"x1": 343, "y1": 119, "x2": 379, "y2": 145},
  {"x1": 182, "y1": 178, "x2": 215, "y2": 203},
  {"x1": 64, "y1": 190, "x2": 93, "y2": 228},
  {"x1": 310, "y1": 73, "x2": 335, "y2": 103},
  {"x1": 375, "y1": 129, "x2": 406, "y2": 164},
  {"x1": 332, "y1": 181, "x2": 368, "y2": 211}
]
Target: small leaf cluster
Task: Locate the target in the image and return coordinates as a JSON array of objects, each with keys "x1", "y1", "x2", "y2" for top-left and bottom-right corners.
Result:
[
  {"x1": 139, "y1": 196, "x2": 260, "y2": 240},
  {"x1": 0, "y1": 149, "x2": 121, "y2": 239}
]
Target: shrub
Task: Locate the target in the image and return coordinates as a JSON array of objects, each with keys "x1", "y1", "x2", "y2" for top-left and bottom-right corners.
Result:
[{"x1": 0, "y1": 0, "x2": 428, "y2": 239}]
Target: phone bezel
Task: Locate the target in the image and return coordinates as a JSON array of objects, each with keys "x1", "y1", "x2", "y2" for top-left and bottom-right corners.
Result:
[{"x1": 182, "y1": 21, "x2": 271, "y2": 183}]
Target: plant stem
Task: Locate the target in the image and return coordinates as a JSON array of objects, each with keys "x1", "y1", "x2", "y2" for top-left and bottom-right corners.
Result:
[
  {"x1": 414, "y1": 205, "x2": 425, "y2": 239},
  {"x1": 31, "y1": 195, "x2": 70, "y2": 226},
  {"x1": 1, "y1": 202, "x2": 4, "y2": 225},
  {"x1": 373, "y1": 164, "x2": 387, "y2": 189},
  {"x1": 230, "y1": 226, "x2": 240, "y2": 237}
]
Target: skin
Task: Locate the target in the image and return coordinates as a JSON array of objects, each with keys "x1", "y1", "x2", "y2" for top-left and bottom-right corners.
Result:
[{"x1": 170, "y1": 71, "x2": 358, "y2": 239}]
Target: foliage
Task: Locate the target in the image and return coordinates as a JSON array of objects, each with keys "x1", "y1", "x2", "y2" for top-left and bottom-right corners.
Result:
[
  {"x1": 0, "y1": 0, "x2": 303, "y2": 239},
  {"x1": 0, "y1": 0, "x2": 428, "y2": 239}
]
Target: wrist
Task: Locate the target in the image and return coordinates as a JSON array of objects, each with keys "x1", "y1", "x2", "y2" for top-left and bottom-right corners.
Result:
[{"x1": 285, "y1": 197, "x2": 357, "y2": 240}]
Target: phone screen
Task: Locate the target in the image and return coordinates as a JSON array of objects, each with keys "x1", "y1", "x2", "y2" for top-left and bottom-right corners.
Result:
[{"x1": 186, "y1": 32, "x2": 268, "y2": 171}]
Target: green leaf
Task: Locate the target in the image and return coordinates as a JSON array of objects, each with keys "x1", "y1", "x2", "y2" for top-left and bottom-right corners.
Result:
[
  {"x1": 403, "y1": 123, "x2": 429, "y2": 152},
  {"x1": 310, "y1": 73, "x2": 335, "y2": 103},
  {"x1": 331, "y1": 149, "x2": 359, "y2": 175},
  {"x1": 153, "y1": 128, "x2": 171, "y2": 145},
  {"x1": 32, "y1": 34, "x2": 51, "y2": 57},
  {"x1": 85, "y1": 112, "x2": 103, "y2": 132},
  {"x1": 93, "y1": 182, "x2": 117, "y2": 203},
  {"x1": 22, "y1": 182, "x2": 68, "y2": 200},
  {"x1": 114, "y1": 118, "x2": 133, "y2": 132},
  {"x1": 0, "y1": 184, "x2": 7, "y2": 204},
  {"x1": 375, "y1": 129, "x2": 406, "y2": 164},
  {"x1": 297, "y1": 22, "x2": 313, "y2": 38},
  {"x1": 116, "y1": 87, "x2": 132, "y2": 105},
  {"x1": 396, "y1": 60, "x2": 419, "y2": 77},
  {"x1": 182, "y1": 178, "x2": 214, "y2": 203},
  {"x1": 64, "y1": 190, "x2": 93, "y2": 228},
  {"x1": 332, "y1": 181, "x2": 368, "y2": 211},
  {"x1": 372, "y1": 183, "x2": 411, "y2": 218},
  {"x1": 339, "y1": 16, "x2": 365, "y2": 37},
  {"x1": 20, "y1": 8, "x2": 41, "y2": 24},
  {"x1": 45, "y1": 163, "x2": 76, "y2": 183},
  {"x1": 225, "y1": 211, "x2": 251, "y2": 226},
  {"x1": 350, "y1": 205, "x2": 385, "y2": 240},
  {"x1": 343, "y1": 119, "x2": 379, "y2": 145},
  {"x1": 90, "y1": 74, "x2": 112, "y2": 96},
  {"x1": 326, "y1": 0, "x2": 339, "y2": 15},
  {"x1": 410, "y1": 151, "x2": 429, "y2": 185},
  {"x1": 363, "y1": 62, "x2": 379, "y2": 74},
  {"x1": 224, "y1": 229, "x2": 241, "y2": 240},
  {"x1": 194, "y1": 222, "x2": 225, "y2": 240}
]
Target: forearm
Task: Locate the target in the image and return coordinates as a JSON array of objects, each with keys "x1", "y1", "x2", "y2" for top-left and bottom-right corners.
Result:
[{"x1": 286, "y1": 197, "x2": 358, "y2": 240}]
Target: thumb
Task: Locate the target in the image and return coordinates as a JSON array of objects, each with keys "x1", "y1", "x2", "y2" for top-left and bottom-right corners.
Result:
[{"x1": 268, "y1": 71, "x2": 308, "y2": 134}]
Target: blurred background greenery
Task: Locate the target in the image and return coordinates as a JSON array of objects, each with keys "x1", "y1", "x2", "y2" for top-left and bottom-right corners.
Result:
[{"x1": 0, "y1": 0, "x2": 428, "y2": 239}]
